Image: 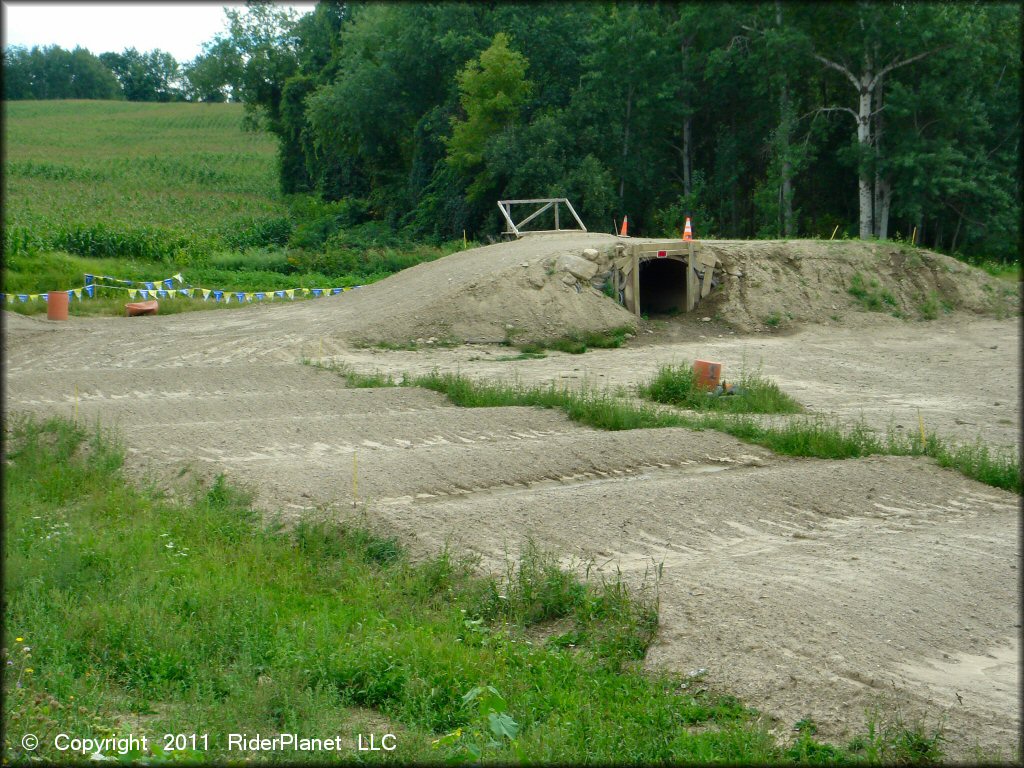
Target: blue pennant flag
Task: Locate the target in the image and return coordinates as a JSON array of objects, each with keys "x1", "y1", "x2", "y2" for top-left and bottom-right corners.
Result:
[
  {"x1": 18, "y1": 294, "x2": 28, "y2": 302},
  {"x1": 145, "y1": 282, "x2": 155, "y2": 290},
  {"x1": 213, "y1": 290, "x2": 223, "y2": 302},
  {"x1": 274, "y1": 290, "x2": 285, "y2": 299},
  {"x1": 41, "y1": 293, "x2": 49, "y2": 302},
  {"x1": 85, "y1": 285, "x2": 95, "y2": 298},
  {"x1": 84, "y1": 274, "x2": 95, "y2": 285},
  {"x1": 163, "y1": 279, "x2": 173, "y2": 290},
  {"x1": 140, "y1": 289, "x2": 149, "y2": 299},
  {"x1": 331, "y1": 287, "x2": 343, "y2": 295},
  {"x1": 235, "y1": 292, "x2": 246, "y2": 302},
  {"x1": 255, "y1": 292, "x2": 265, "y2": 301},
  {"x1": 312, "y1": 289, "x2": 323, "y2": 297},
  {"x1": 157, "y1": 290, "x2": 167, "y2": 298}
]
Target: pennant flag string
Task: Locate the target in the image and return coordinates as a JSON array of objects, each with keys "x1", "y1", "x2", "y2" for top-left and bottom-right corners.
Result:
[{"x1": 13, "y1": 272, "x2": 363, "y2": 306}]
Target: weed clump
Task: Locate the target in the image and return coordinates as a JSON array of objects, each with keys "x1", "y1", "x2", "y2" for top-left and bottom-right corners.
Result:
[
  {"x1": 512, "y1": 326, "x2": 633, "y2": 356},
  {"x1": 641, "y1": 363, "x2": 802, "y2": 414},
  {"x1": 849, "y1": 271, "x2": 898, "y2": 312}
]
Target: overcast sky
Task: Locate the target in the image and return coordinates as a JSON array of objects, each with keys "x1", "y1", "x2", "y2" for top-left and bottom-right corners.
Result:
[{"x1": 2, "y1": 2, "x2": 317, "y2": 63}]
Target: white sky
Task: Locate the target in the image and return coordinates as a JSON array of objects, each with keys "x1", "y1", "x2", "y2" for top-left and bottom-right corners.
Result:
[{"x1": 2, "y1": 2, "x2": 317, "y2": 63}]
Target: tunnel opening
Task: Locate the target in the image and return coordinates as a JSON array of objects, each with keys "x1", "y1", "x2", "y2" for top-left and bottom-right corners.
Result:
[{"x1": 638, "y1": 257, "x2": 688, "y2": 314}]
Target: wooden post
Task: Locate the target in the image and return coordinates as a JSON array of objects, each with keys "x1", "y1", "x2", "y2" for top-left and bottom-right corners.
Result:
[
  {"x1": 554, "y1": 201, "x2": 560, "y2": 231},
  {"x1": 631, "y1": 250, "x2": 641, "y2": 318},
  {"x1": 686, "y1": 241, "x2": 697, "y2": 312}
]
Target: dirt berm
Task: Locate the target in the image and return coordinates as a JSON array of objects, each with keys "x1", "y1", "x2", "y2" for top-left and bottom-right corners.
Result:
[{"x1": 263, "y1": 234, "x2": 1016, "y2": 347}]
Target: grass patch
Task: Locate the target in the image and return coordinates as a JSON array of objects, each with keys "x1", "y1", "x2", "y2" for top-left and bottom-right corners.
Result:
[
  {"x1": 848, "y1": 272, "x2": 898, "y2": 313},
  {"x1": 4, "y1": 414, "x2": 926, "y2": 764},
  {"x1": 916, "y1": 291, "x2": 955, "y2": 321},
  {"x1": 640, "y1": 363, "x2": 803, "y2": 414},
  {"x1": 312, "y1": 362, "x2": 1020, "y2": 494},
  {"x1": 973, "y1": 259, "x2": 1020, "y2": 282},
  {"x1": 513, "y1": 326, "x2": 633, "y2": 355}
]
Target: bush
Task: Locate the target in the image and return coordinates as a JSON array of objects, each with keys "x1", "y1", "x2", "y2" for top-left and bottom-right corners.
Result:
[
  {"x1": 286, "y1": 196, "x2": 371, "y2": 250},
  {"x1": 220, "y1": 216, "x2": 293, "y2": 250}
]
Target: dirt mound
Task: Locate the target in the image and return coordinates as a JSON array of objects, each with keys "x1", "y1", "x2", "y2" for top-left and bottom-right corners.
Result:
[
  {"x1": 693, "y1": 239, "x2": 1017, "y2": 332},
  {"x1": 308, "y1": 233, "x2": 635, "y2": 346},
  {"x1": 4, "y1": 236, "x2": 1013, "y2": 351},
  {"x1": 310, "y1": 234, "x2": 1015, "y2": 345}
]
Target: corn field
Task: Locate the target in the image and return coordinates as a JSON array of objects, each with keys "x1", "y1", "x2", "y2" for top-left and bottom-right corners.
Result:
[{"x1": 3, "y1": 101, "x2": 286, "y2": 267}]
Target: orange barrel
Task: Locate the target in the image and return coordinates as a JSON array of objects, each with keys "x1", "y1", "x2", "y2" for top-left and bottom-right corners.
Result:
[
  {"x1": 46, "y1": 290, "x2": 70, "y2": 321},
  {"x1": 693, "y1": 359, "x2": 722, "y2": 390}
]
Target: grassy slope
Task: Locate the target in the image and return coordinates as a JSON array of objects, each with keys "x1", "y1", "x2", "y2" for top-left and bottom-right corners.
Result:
[
  {"x1": 3, "y1": 101, "x2": 467, "y2": 314},
  {"x1": 4, "y1": 416, "x2": 947, "y2": 764}
]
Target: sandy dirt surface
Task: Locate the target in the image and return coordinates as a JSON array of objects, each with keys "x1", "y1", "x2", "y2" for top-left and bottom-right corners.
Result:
[{"x1": 3, "y1": 236, "x2": 1019, "y2": 760}]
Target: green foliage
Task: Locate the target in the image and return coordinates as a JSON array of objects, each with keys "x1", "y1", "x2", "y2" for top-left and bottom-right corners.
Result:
[
  {"x1": 848, "y1": 272, "x2": 899, "y2": 313},
  {"x1": 206, "y1": 2, "x2": 1018, "y2": 259},
  {"x1": 916, "y1": 291, "x2": 953, "y2": 321},
  {"x1": 641, "y1": 363, "x2": 803, "y2": 414},
  {"x1": 446, "y1": 32, "x2": 533, "y2": 201},
  {"x1": 99, "y1": 47, "x2": 183, "y2": 102},
  {"x1": 3, "y1": 45, "x2": 122, "y2": 100}
]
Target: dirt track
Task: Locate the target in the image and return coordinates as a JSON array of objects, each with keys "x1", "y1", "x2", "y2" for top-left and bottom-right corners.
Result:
[{"x1": 3, "y1": 239, "x2": 1020, "y2": 760}]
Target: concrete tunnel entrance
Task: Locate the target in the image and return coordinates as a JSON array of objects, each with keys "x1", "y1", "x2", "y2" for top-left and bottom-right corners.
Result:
[{"x1": 638, "y1": 257, "x2": 688, "y2": 314}]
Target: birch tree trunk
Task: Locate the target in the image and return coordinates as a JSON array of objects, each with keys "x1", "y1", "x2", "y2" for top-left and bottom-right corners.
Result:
[
  {"x1": 856, "y1": 87, "x2": 874, "y2": 238},
  {"x1": 814, "y1": 44, "x2": 946, "y2": 241}
]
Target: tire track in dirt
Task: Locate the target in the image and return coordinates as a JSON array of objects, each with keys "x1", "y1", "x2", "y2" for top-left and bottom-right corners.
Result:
[
  {"x1": 383, "y1": 455, "x2": 1018, "y2": 756},
  {"x1": 3, "y1": 288, "x2": 1019, "y2": 758}
]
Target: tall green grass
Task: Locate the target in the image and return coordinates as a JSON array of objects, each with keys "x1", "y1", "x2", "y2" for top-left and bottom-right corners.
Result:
[
  {"x1": 641, "y1": 363, "x2": 802, "y2": 414},
  {"x1": 4, "y1": 415, "x2": 947, "y2": 764}
]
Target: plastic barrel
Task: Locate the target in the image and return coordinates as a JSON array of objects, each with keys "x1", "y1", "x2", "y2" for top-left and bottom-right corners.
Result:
[
  {"x1": 46, "y1": 290, "x2": 70, "y2": 321},
  {"x1": 693, "y1": 359, "x2": 722, "y2": 390}
]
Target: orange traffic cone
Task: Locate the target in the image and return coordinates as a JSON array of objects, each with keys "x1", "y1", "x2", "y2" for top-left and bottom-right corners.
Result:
[
  {"x1": 619, "y1": 215, "x2": 629, "y2": 237},
  {"x1": 682, "y1": 217, "x2": 693, "y2": 241}
]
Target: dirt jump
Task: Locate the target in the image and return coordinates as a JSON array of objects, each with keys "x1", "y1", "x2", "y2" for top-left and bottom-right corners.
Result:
[{"x1": 3, "y1": 235, "x2": 1019, "y2": 760}]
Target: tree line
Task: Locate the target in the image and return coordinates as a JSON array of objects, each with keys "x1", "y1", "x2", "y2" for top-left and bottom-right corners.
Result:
[
  {"x1": 2, "y1": 43, "x2": 235, "y2": 103},
  {"x1": 5, "y1": 2, "x2": 1019, "y2": 261}
]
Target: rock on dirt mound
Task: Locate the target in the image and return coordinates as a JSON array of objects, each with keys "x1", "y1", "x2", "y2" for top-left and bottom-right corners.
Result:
[
  {"x1": 312, "y1": 232, "x2": 636, "y2": 346},
  {"x1": 690, "y1": 239, "x2": 1018, "y2": 331}
]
